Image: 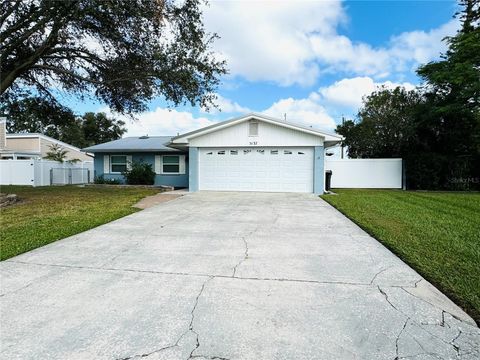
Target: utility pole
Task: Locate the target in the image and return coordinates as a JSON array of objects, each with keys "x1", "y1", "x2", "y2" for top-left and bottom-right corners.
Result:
[{"x1": 341, "y1": 116, "x2": 345, "y2": 159}]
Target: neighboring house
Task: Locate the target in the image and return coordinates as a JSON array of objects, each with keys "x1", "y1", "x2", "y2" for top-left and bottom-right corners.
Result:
[
  {"x1": 84, "y1": 113, "x2": 343, "y2": 193},
  {"x1": 0, "y1": 118, "x2": 93, "y2": 161}
]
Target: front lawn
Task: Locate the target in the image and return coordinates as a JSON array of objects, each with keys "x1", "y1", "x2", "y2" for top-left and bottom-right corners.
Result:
[
  {"x1": 321, "y1": 189, "x2": 480, "y2": 324},
  {"x1": 0, "y1": 186, "x2": 160, "y2": 261}
]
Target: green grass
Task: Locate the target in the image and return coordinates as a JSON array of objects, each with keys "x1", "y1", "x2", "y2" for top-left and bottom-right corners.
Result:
[
  {"x1": 321, "y1": 189, "x2": 480, "y2": 324},
  {"x1": 0, "y1": 186, "x2": 160, "y2": 261}
]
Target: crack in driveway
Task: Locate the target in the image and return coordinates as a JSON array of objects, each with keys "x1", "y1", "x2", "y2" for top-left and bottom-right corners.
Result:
[
  {"x1": 6, "y1": 259, "x2": 374, "y2": 286},
  {"x1": 116, "y1": 276, "x2": 213, "y2": 360},
  {"x1": 231, "y1": 226, "x2": 258, "y2": 278},
  {"x1": 187, "y1": 276, "x2": 213, "y2": 359},
  {"x1": 377, "y1": 286, "x2": 477, "y2": 359}
]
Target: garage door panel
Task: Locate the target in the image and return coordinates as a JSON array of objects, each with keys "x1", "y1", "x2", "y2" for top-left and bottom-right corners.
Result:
[{"x1": 199, "y1": 147, "x2": 314, "y2": 193}]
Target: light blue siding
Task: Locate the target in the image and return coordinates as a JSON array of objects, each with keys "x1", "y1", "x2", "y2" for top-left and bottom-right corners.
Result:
[
  {"x1": 93, "y1": 152, "x2": 188, "y2": 188},
  {"x1": 188, "y1": 147, "x2": 199, "y2": 192},
  {"x1": 313, "y1": 146, "x2": 325, "y2": 194}
]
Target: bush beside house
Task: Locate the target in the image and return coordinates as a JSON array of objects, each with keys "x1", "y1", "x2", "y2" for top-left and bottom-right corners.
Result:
[{"x1": 123, "y1": 162, "x2": 156, "y2": 185}]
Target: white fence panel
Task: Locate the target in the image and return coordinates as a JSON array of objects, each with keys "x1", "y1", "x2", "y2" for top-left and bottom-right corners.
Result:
[
  {"x1": 34, "y1": 160, "x2": 60, "y2": 186},
  {"x1": 70, "y1": 168, "x2": 88, "y2": 184},
  {"x1": 325, "y1": 158, "x2": 403, "y2": 189},
  {"x1": 0, "y1": 160, "x2": 35, "y2": 185},
  {"x1": 0, "y1": 159, "x2": 94, "y2": 186}
]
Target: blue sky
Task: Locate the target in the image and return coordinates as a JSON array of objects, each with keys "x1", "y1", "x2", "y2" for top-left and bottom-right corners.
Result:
[{"x1": 67, "y1": 0, "x2": 459, "y2": 136}]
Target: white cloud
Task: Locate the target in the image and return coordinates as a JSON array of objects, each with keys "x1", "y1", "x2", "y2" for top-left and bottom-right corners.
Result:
[
  {"x1": 260, "y1": 76, "x2": 417, "y2": 131},
  {"x1": 262, "y1": 95, "x2": 337, "y2": 131},
  {"x1": 203, "y1": 1, "x2": 459, "y2": 85},
  {"x1": 201, "y1": 94, "x2": 251, "y2": 114},
  {"x1": 309, "y1": 35, "x2": 391, "y2": 77},
  {"x1": 319, "y1": 77, "x2": 416, "y2": 109},
  {"x1": 389, "y1": 20, "x2": 459, "y2": 67},
  {"x1": 203, "y1": 0, "x2": 345, "y2": 86},
  {"x1": 99, "y1": 107, "x2": 216, "y2": 137},
  {"x1": 309, "y1": 19, "x2": 458, "y2": 78}
]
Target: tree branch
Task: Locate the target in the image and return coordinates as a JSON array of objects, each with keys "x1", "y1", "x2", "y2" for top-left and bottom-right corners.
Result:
[
  {"x1": 0, "y1": 0, "x2": 22, "y2": 26},
  {"x1": 31, "y1": 64, "x2": 155, "y2": 86}
]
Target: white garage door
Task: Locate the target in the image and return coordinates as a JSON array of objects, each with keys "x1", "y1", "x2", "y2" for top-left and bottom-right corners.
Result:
[{"x1": 199, "y1": 147, "x2": 314, "y2": 192}]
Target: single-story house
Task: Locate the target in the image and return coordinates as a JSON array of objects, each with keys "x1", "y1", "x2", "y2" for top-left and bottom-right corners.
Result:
[
  {"x1": 83, "y1": 113, "x2": 344, "y2": 193},
  {"x1": 83, "y1": 135, "x2": 189, "y2": 188}
]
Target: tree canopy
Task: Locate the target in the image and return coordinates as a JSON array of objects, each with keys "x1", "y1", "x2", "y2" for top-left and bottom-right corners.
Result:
[
  {"x1": 417, "y1": 0, "x2": 480, "y2": 112},
  {"x1": 336, "y1": 87, "x2": 422, "y2": 159},
  {"x1": 1, "y1": 95, "x2": 126, "y2": 148},
  {"x1": 0, "y1": 0, "x2": 226, "y2": 114},
  {"x1": 336, "y1": 0, "x2": 480, "y2": 190}
]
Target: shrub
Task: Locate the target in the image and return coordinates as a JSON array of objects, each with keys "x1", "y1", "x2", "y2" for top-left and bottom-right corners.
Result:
[
  {"x1": 123, "y1": 161, "x2": 155, "y2": 185},
  {"x1": 406, "y1": 153, "x2": 480, "y2": 191},
  {"x1": 94, "y1": 175, "x2": 121, "y2": 185},
  {"x1": 405, "y1": 153, "x2": 446, "y2": 190}
]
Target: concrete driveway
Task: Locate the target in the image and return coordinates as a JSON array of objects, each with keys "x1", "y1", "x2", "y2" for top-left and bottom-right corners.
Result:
[{"x1": 1, "y1": 192, "x2": 478, "y2": 359}]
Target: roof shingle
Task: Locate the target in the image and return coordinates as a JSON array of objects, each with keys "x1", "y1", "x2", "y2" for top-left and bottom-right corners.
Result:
[{"x1": 82, "y1": 136, "x2": 180, "y2": 153}]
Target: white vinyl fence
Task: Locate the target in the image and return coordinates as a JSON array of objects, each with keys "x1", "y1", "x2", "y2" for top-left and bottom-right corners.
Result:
[
  {"x1": 0, "y1": 159, "x2": 94, "y2": 186},
  {"x1": 325, "y1": 158, "x2": 403, "y2": 189}
]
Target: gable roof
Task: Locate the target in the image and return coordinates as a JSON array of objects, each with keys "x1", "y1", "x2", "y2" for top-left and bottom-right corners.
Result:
[
  {"x1": 82, "y1": 136, "x2": 181, "y2": 153},
  {"x1": 7, "y1": 132, "x2": 90, "y2": 154},
  {"x1": 171, "y1": 113, "x2": 343, "y2": 144}
]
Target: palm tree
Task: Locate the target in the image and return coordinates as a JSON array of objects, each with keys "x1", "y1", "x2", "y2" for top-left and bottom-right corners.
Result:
[{"x1": 43, "y1": 144, "x2": 69, "y2": 163}]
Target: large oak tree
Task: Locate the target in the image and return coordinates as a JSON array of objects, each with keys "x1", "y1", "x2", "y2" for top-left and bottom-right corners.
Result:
[{"x1": 0, "y1": 0, "x2": 226, "y2": 114}]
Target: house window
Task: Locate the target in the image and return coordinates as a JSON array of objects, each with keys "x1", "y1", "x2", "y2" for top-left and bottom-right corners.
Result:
[
  {"x1": 271, "y1": 150, "x2": 278, "y2": 155},
  {"x1": 111, "y1": 155, "x2": 127, "y2": 173},
  {"x1": 249, "y1": 122, "x2": 258, "y2": 136},
  {"x1": 162, "y1": 155, "x2": 180, "y2": 173},
  {"x1": 284, "y1": 150, "x2": 292, "y2": 155},
  {"x1": 230, "y1": 150, "x2": 238, "y2": 155}
]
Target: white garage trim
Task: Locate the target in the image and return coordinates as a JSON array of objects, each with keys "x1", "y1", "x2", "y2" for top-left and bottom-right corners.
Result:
[
  {"x1": 198, "y1": 147, "x2": 314, "y2": 193},
  {"x1": 171, "y1": 113, "x2": 343, "y2": 146}
]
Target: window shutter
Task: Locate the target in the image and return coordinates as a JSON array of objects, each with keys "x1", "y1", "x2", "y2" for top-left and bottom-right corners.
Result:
[
  {"x1": 179, "y1": 155, "x2": 186, "y2": 174},
  {"x1": 126, "y1": 155, "x2": 132, "y2": 170},
  {"x1": 154, "y1": 155, "x2": 161, "y2": 174},
  {"x1": 103, "y1": 155, "x2": 110, "y2": 174}
]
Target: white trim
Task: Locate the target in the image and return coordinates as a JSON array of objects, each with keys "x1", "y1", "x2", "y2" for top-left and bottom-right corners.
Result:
[
  {"x1": 103, "y1": 155, "x2": 110, "y2": 174},
  {"x1": 171, "y1": 113, "x2": 343, "y2": 144},
  {"x1": 179, "y1": 155, "x2": 186, "y2": 174},
  {"x1": 154, "y1": 155, "x2": 161, "y2": 174}
]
